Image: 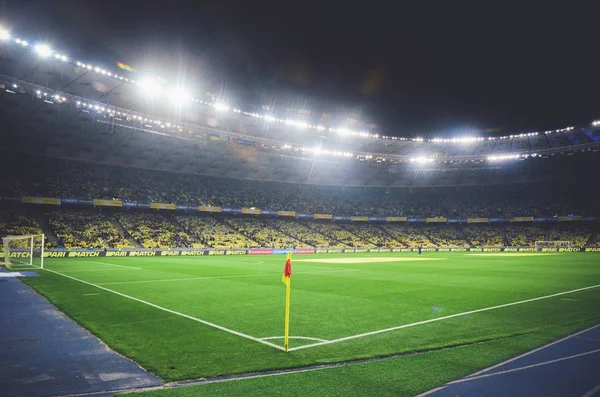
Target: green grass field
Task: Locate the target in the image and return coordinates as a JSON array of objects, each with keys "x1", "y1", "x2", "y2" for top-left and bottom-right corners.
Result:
[{"x1": 15, "y1": 252, "x2": 600, "y2": 395}]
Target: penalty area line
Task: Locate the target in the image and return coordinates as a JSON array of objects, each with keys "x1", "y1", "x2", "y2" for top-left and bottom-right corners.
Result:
[
  {"x1": 288, "y1": 283, "x2": 600, "y2": 352},
  {"x1": 38, "y1": 267, "x2": 285, "y2": 352}
]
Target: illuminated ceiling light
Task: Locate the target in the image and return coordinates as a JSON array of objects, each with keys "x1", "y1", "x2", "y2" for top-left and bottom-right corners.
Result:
[
  {"x1": 409, "y1": 156, "x2": 434, "y2": 164},
  {"x1": 0, "y1": 29, "x2": 10, "y2": 41},
  {"x1": 34, "y1": 44, "x2": 53, "y2": 57},
  {"x1": 138, "y1": 77, "x2": 162, "y2": 97},
  {"x1": 214, "y1": 102, "x2": 230, "y2": 112},
  {"x1": 166, "y1": 87, "x2": 191, "y2": 104}
]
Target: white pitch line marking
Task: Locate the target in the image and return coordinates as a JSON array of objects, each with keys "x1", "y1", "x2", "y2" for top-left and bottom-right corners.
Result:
[
  {"x1": 83, "y1": 293, "x2": 100, "y2": 296},
  {"x1": 582, "y1": 383, "x2": 600, "y2": 397},
  {"x1": 260, "y1": 336, "x2": 329, "y2": 343},
  {"x1": 447, "y1": 348, "x2": 600, "y2": 385},
  {"x1": 561, "y1": 298, "x2": 578, "y2": 301},
  {"x1": 288, "y1": 284, "x2": 600, "y2": 352},
  {"x1": 81, "y1": 260, "x2": 142, "y2": 269},
  {"x1": 59, "y1": 268, "x2": 141, "y2": 273},
  {"x1": 295, "y1": 257, "x2": 444, "y2": 264},
  {"x1": 97, "y1": 269, "x2": 360, "y2": 286},
  {"x1": 465, "y1": 324, "x2": 600, "y2": 378},
  {"x1": 39, "y1": 267, "x2": 285, "y2": 352}
]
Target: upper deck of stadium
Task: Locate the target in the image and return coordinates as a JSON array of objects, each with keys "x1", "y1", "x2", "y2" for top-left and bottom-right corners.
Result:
[{"x1": 1, "y1": 26, "x2": 599, "y2": 186}]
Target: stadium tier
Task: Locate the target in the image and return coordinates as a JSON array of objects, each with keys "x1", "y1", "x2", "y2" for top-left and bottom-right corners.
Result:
[{"x1": 0, "y1": 207, "x2": 596, "y2": 249}]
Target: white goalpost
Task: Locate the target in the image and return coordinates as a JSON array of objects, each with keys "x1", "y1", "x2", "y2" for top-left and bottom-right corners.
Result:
[
  {"x1": 2, "y1": 234, "x2": 45, "y2": 270},
  {"x1": 534, "y1": 240, "x2": 571, "y2": 251}
]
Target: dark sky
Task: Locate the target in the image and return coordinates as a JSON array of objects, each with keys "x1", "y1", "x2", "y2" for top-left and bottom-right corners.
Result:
[{"x1": 2, "y1": 1, "x2": 599, "y2": 137}]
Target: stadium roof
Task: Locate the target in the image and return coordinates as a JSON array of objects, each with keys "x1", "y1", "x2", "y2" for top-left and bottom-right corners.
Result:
[{"x1": 1, "y1": 25, "x2": 600, "y2": 186}]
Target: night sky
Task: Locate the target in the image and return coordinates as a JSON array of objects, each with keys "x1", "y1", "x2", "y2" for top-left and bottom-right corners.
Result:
[{"x1": 2, "y1": 1, "x2": 599, "y2": 137}]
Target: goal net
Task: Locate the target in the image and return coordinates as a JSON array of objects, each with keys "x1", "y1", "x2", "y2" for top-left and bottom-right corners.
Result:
[
  {"x1": 535, "y1": 241, "x2": 571, "y2": 251},
  {"x1": 2, "y1": 234, "x2": 45, "y2": 270}
]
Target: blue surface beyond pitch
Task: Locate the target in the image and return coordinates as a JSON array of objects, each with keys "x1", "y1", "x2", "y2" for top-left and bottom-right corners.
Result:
[
  {"x1": 425, "y1": 325, "x2": 600, "y2": 397},
  {"x1": 0, "y1": 272, "x2": 161, "y2": 397}
]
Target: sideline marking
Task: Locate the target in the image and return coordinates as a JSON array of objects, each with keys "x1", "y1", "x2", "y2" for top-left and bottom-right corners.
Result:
[
  {"x1": 64, "y1": 260, "x2": 142, "y2": 269},
  {"x1": 260, "y1": 336, "x2": 329, "y2": 343},
  {"x1": 466, "y1": 253, "x2": 560, "y2": 256},
  {"x1": 295, "y1": 257, "x2": 444, "y2": 264},
  {"x1": 465, "y1": 323, "x2": 600, "y2": 378},
  {"x1": 60, "y1": 268, "x2": 141, "y2": 273},
  {"x1": 415, "y1": 324, "x2": 600, "y2": 396},
  {"x1": 288, "y1": 284, "x2": 600, "y2": 351},
  {"x1": 447, "y1": 348, "x2": 600, "y2": 384},
  {"x1": 582, "y1": 384, "x2": 600, "y2": 397},
  {"x1": 39, "y1": 267, "x2": 285, "y2": 351},
  {"x1": 98, "y1": 269, "x2": 360, "y2": 286}
]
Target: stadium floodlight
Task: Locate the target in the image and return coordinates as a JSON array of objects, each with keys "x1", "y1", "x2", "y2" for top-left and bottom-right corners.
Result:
[
  {"x1": 0, "y1": 29, "x2": 10, "y2": 41},
  {"x1": 166, "y1": 87, "x2": 191, "y2": 104},
  {"x1": 488, "y1": 154, "x2": 520, "y2": 161},
  {"x1": 264, "y1": 115, "x2": 276, "y2": 122},
  {"x1": 214, "y1": 102, "x2": 229, "y2": 112},
  {"x1": 34, "y1": 44, "x2": 53, "y2": 57},
  {"x1": 410, "y1": 156, "x2": 434, "y2": 164},
  {"x1": 138, "y1": 77, "x2": 162, "y2": 97}
]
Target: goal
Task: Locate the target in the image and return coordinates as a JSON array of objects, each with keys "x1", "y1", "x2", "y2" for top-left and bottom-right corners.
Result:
[
  {"x1": 2, "y1": 234, "x2": 45, "y2": 269},
  {"x1": 534, "y1": 241, "x2": 571, "y2": 251}
]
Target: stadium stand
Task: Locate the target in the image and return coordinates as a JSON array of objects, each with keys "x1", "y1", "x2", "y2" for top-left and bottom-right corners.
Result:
[
  {"x1": 1, "y1": 155, "x2": 597, "y2": 219},
  {"x1": 47, "y1": 211, "x2": 133, "y2": 249},
  {"x1": 304, "y1": 223, "x2": 373, "y2": 248},
  {"x1": 177, "y1": 216, "x2": 255, "y2": 248},
  {"x1": 271, "y1": 219, "x2": 334, "y2": 248},
  {"x1": 463, "y1": 226, "x2": 505, "y2": 246},
  {"x1": 116, "y1": 212, "x2": 192, "y2": 248},
  {"x1": 341, "y1": 224, "x2": 403, "y2": 247},
  {"x1": 0, "y1": 206, "x2": 598, "y2": 250},
  {"x1": 504, "y1": 225, "x2": 545, "y2": 247},
  {"x1": 548, "y1": 226, "x2": 593, "y2": 247},
  {"x1": 0, "y1": 210, "x2": 43, "y2": 237},
  {"x1": 381, "y1": 225, "x2": 435, "y2": 247},
  {"x1": 225, "y1": 218, "x2": 304, "y2": 248}
]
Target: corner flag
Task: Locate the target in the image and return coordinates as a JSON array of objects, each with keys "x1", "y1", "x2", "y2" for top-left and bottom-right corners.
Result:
[{"x1": 282, "y1": 251, "x2": 292, "y2": 352}]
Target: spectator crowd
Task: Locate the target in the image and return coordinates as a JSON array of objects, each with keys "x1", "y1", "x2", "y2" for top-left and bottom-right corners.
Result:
[{"x1": 0, "y1": 156, "x2": 596, "y2": 219}]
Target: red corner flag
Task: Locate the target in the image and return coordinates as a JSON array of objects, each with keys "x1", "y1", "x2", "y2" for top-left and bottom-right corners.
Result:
[
  {"x1": 282, "y1": 251, "x2": 292, "y2": 286},
  {"x1": 282, "y1": 251, "x2": 292, "y2": 352}
]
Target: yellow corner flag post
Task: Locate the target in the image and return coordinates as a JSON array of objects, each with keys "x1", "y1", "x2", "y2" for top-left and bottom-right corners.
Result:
[{"x1": 282, "y1": 251, "x2": 292, "y2": 352}]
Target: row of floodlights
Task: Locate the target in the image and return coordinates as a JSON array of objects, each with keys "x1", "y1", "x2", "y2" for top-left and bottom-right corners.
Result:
[{"x1": 2, "y1": 27, "x2": 596, "y2": 144}]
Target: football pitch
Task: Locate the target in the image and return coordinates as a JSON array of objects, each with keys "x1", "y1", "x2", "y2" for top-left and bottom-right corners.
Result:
[{"x1": 16, "y1": 252, "x2": 600, "y2": 395}]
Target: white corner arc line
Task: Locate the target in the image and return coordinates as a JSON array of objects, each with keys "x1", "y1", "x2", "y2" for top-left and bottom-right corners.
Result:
[
  {"x1": 260, "y1": 336, "x2": 329, "y2": 342},
  {"x1": 288, "y1": 283, "x2": 600, "y2": 352},
  {"x1": 39, "y1": 268, "x2": 285, "y2": 351},
  {"x1": 97, "y1": 269, "x2": 360, "y2": 286},
  {"x1": 447, "y1": 348, "x2": 600, "y2": 385}
]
